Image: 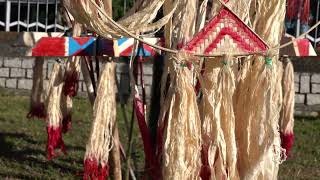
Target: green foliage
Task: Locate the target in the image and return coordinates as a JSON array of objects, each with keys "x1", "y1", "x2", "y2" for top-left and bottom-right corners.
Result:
[{"x1": 112, "y1": 0, "x2": 134, "y2": 20}]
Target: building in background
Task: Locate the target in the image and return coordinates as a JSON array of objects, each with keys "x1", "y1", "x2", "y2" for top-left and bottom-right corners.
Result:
[{"x1": 0, "y1": 0, "x2": 67, "y2": 32}]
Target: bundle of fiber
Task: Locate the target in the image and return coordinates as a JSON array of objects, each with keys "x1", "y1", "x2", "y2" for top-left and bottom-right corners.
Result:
[
  {"x1": 63, "y1": 0, "x2": 178, "y2": 38},
  {"x1": 46, "y1": 63, "x2": 66, "y2": 160},
  {"x1": 234, "y1": 57, "x2": 281, "y2": 179},
  {"x1": 199, "y1": 58, "x2": 227, "y2": 180},
  {"x1": 61, "y1": 57, "x2": 80, "y2": 134},
  {"x1": 83, "y1": 62, "x2": 116, "y2": 180},
  {"x1": 216, "y1": 56, "x2": 239, "y2": 180},
  {"x1": 63, "y1": 22, "x2": 81, "y2": 97},
  {"x1": 161, "y1": 63, "x2": 201, "y2": 180},
  {"x1": 279, "y1": 58, "x2": 295, "y2": 158},
  {"x1": 27, "y1": 57, "x2": 46, "y2": 119},
  {"x1": 61, "y1": 94, "x2": 73, "y2": 133},
  {"x1": 63, "y1": 57, "x2": 81, "y2": 97}
]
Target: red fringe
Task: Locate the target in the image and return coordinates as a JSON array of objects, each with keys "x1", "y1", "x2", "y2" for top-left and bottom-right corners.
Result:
[
  {"x1": 134, "y1": 96, "x2": 161, "y2": 179},
  {"x1": 27, "y1": 103, "x2": 46, "y2": 119},
  {"x1": 47, "y1": 126, "x2": 66, "y2": 160},
  {"x1": 286, "y1": 0, "x2": 298, "y2": 21},
  {"x1": 301, "y1": 0, "x2": 310, "y2": 24},
  {"x1": 280, "y1": 132, "x2": 294, "y2": 158},
  {"x1": 200, "y1": 144, "x2": 211, "y2": 180},
  {"x1": 83, "y1": 158, "x2": 109, "y2": 180},
  {"x1": 62, "y1": 114, "x2": 72, "y2": 133},
  {"x1": 63, "y1": 70, "x2": 80, "y2": 97}
]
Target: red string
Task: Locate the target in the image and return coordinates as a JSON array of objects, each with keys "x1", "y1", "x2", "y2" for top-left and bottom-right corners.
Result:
[
  {"x1": 287, "y1": 0, "x2": 297, "y2": 21},
  {"x1": 301, "y1": 0, "x2": 310, "y2": 24}
]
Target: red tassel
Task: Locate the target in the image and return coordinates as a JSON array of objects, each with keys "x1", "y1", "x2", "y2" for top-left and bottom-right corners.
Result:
[
  {"x1": 47, "y1": 126, "x2": 66, "y2": 160},
  {"x1": 200, "y1": 144, "x2": 211, "y2": 180},
  {"x1": 286, "y1": 0, "x2": 298, "y2": 21},
  {"x1": 280, "y1": 132, "x2": 294, "y2": 158},
  {"x1": 301, "y1": 0, "x2": 310, "y2": 24},
  {"x1": 27, "y1": 103, "x2": 46, "y2": 119},
  {"x1": 62, "y1": 114, "x2": 72, "y2": 133},
  {"x1": 84, "y1": 158, "x2": 109, "y2": 180},
  {"x1": 63, "y1": 70, "x2": 80, "y2": 97},
  {"x1": 98, "y1": 164, "x2": 109, "y2": 180}
]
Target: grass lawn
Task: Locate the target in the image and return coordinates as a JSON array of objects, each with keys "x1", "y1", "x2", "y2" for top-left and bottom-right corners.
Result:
[{"x1": 0, "y1": 89, "x2": 319, "y2": 179}]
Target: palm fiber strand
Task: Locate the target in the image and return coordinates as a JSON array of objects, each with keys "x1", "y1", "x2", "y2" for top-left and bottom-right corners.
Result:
[
  {"x1": 83, "y1": 62, "x2": 116, "y2": 180},
  {"x1": 27, "y1": 57, "x2": 46, "y2": 119}
]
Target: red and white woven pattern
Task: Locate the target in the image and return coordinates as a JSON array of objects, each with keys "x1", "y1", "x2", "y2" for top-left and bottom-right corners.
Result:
[{"x1": 183, "y1": 8, "x2": 268, "y2": 54}]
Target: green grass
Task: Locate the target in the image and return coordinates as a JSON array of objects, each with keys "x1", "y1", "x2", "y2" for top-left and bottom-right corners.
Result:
[
  {"x1": 0, "y1": 88, "x2": 319, "y2": 179},
  {"x1": 0, "y1": 89, "x2": 144, "y2": 179},
  {"x1": 279, "y1": 117, "x2": 320, "y2": 180}
]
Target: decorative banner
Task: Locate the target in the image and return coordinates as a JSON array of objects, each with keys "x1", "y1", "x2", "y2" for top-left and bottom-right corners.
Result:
[
  {"x1": 68, "y1": 37, "x2": 95, "y2": 56},
  {"x1": 116, "y1": 38, "x2": 162, "y2": 57},
  {"x1": 280, "y1": 34, "x2": 317, "y2": 57},
  {"x1": 183, "y1": 7, "x2": 269, "y2": 54},
  {"x1": 294, "y1": 39, "x2": 317, "y2": 56},
  {"x1": 32, "y1": 37, "x2": 68, "y2": 56},
  {"x1": 32, "y1": 37, "x2": 163, "y2": 57}
]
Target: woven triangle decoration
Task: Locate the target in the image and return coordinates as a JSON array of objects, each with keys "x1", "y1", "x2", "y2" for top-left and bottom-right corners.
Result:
[{"x1": 183, "y1": 7, "x2": 269, "y2": 54}]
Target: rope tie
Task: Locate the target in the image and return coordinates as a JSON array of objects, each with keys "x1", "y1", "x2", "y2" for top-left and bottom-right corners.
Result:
[{"x1": 265, "y1": 57, "x2": 273, "y2": 67}]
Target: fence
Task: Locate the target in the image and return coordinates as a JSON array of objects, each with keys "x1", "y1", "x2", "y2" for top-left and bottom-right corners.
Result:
[{"x1": 0, "y1": 0, "x2": 67, "y2": 32}]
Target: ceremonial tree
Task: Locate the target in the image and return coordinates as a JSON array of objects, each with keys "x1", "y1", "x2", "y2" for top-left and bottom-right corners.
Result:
[{"x1": 26, "y1": 0, "x2": 298, "y2": 179}]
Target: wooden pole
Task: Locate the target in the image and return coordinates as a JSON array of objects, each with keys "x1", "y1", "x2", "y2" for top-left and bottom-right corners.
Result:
[
  {"x1": 111, "y1": 123, "x2": 122, "y2": 180},
  {"x1": 103, "y1": 1, "x2": 123, "y2": 179}
]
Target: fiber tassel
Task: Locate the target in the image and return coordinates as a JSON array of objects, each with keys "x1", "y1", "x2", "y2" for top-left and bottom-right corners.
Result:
[
  {"x1": 234, "y1": 57, "x2": 280, "y2": 179},
  {"x1": 286, "y1": 0, "x2": 298, "y2": 21},
  {"x1": 83, "y1": 62, "x2": 116, "y2": 180},
  {"x1": 46, "y1": 63, "x2": 66, "y2": 160},
  {"x1": 161, "y1": 56, "x2": 201, "y2": 180},
  {"x1": 301, "y1": 0, "x2": 310, "y2": 24},
  {"x1": 27, "y1": 57, "x2": 46, "y2": 119},
  {"x1": 199, "y1": 58, "x2": 227, "y2": 180},
  {"x1": 63, "y1": 57, "x2": 81, "y2": 97},
  {"x1": 61, "y1": 94, "x2": 73, "y2": 133},
  {"x1": 63, "y1": 22, "x2": 81, "y2": 97},
  {"x1": 217, "y1": 56, "x2": 239, "y2": 180},
  {"x1": 280, "y1": 58, "x2": 295, "y2": 158}
]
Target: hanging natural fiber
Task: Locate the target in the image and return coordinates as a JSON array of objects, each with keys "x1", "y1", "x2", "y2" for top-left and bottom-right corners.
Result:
[
  {"x1": 234, "y1": 57, "x2": 282, "y2": 179},
  {"x1": 61, "y1": 57, "x2": 81, "y2": 133},
  {"x1": 199, "y1": 58, "x2": 226, "y2": 180},
  {"x1": 217, "y1": 55, "x2": 239, "y2": 180},
  {"x1": 63, "y1": 22, "x2": 81, "y2": 97},
  {"x1": 199, "y1": 55, "x2": 239, "y2": 180},
  {"x1": 45, "y1": 62, "x2": 66, "y2": 160},
  {"x1": 63, "y1": 0, "x2": 178, "y2": 38},
  {"x1": 63, "y1": 57, "x2": 81, "y2": 97},
  {"x1": 61, "y1": 94, "x2": 73, "y2": 133},
  {"x1": 280, "y1": 57, "x2": 295, "y2": 158},
  {"x1": 83, "y1": 62, "x2": 116, "y2": 180},
  {"x1": 27, "y1": 57, "x2": 46, "y2": 119},
  {"x1": 161, "y1": 54, "x2": 201, "y2": 180}
]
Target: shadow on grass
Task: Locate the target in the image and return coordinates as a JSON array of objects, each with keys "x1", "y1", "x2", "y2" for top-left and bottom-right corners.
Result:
[{"x1": 0, "y1": 132, "x2": 83, "y2": 179}]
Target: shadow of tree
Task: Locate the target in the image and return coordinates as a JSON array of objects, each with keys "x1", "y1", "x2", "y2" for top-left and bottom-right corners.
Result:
[{"x1": 0, "y1": 132, "x2": 83, "y2": 179}]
